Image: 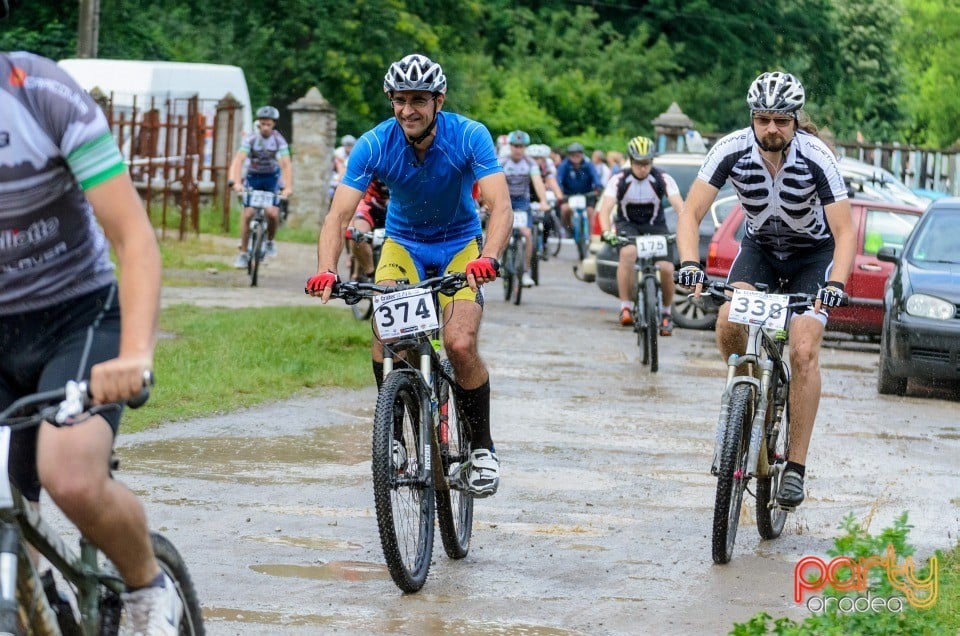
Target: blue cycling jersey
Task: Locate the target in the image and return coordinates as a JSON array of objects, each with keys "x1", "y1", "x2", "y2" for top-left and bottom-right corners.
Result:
[
  {"x1": 341, "y1": 111, "x2": 502, "y2": 244},
  {"x1": 557, "y1": 158, "x2": 602, "y2": 195}
]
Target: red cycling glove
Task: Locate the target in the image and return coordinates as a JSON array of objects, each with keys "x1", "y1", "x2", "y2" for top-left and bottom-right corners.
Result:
[
  {"x1": 305, "y1": 271, "x2": 339, "y2": 294},
  {"x1": 465, "y1": 257, "x2": 500, "y2": 280}
]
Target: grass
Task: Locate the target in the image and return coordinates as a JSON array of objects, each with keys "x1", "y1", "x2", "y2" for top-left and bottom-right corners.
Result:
[
  {"x1": 730, "y1": 512, "x2": 959, "y2": 635},
  {"x1": 122, "y1": 303, "x2": 372, "y2": 433}
]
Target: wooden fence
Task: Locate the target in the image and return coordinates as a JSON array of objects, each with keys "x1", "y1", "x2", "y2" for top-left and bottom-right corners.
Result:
[{"x1": 94, "y1": 90, "x2": 243, "y2": 238}]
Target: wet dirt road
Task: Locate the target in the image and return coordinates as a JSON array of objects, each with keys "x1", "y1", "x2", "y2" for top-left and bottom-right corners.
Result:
[{"x1": 130, "y1": 240, "x2": 960, "y2": 634}]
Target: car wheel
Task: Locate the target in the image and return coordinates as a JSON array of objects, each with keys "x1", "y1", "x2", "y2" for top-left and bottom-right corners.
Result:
[
  {"x1": 877, "y1": 324, "x2": 907, "y2": 396},
  {"x1": 672, "y1": 292, "x2": 718, "y2": 330}
]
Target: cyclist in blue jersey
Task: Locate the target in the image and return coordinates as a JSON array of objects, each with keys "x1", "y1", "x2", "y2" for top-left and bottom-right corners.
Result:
[
  {"x1": 0, "y1": 49, "x2": 180, "y2": 633},
  {"x1": 557, "y1": 142, "x2": 604, "y2": 236},
  {"x1": 501, "y1": 130, "x2": 549, "y2": 288},
  {"x1": 306, "y1": 53, "x2": 512, "y2": 497},
  {"x1": 677, "y1": 72, "x2": 856, "y2": 510}
]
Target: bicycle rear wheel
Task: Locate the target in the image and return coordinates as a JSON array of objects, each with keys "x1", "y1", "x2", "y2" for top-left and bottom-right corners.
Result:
[
  {"x1": 644, "y1": 276, "x2": 659, "y2": 373},
  {"x1": 435, "y1": 360, "x2": 473, "y2": 559},
  {"x1": 502, "y1": 240, "x2": 515, "y2": 302},
  {"x1": 373, "y1": 370, "x2": 435, "y2": 592},
  {"x1": 756, "y1": 373, "x2": 790, "y2": 540},
  {"x1": 712, "y1": 382, "x2": 754, "y2": 564}
]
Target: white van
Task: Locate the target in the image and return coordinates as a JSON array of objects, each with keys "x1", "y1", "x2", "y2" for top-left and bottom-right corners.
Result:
[{"x1": 56, "y1": 58, "x2": 253, "y2": 134}]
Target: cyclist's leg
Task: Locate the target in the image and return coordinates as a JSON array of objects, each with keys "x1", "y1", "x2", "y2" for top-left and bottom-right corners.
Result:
[
  {"x1": 31, "y1": 285, "x2": 161, "y2": 588},
  {"x1": 781, "y1": 247, "x2": 834, "y2": 467},
  {"x1": 614, "y1": 219, "x2": 640, "y2": 303},
  {"x1": 351, "y1": 205, "x2": 376, "y2": 278},
  {"x1": 717, "y1": 239, "x2": 776, "y2": 360},
  {"x1": 370, "y1": 239, "x2": 422, "y2": 388},
  {"x1": 238, "y1": 207, "x2": 254, "y2": 252},
  {"x1": 265, "y1": 205, "x2": 280, "y2": 240}
]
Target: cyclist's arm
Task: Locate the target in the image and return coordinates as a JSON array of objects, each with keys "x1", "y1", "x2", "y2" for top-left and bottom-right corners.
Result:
[
  {"x1": 317, "y1": 184, "x2": 365, "y2": 275},
  {"x1": 823, "y1": 198, "x2": 856, "y2": 286},
  {"x1": 666, "y1": 190, "x2": 685, "y2": 217},
  {"x1": 543, "y1": 174, "x2": 564, "y2": 202},
  {"x1": 228, "y1": 149, "x2": 248, "y2": 192},
  {"x1": 279, "y1": 153, "x2": 293, "y2": 198},
  {"x1": 676, "y1": 177, "x2": 718, "y2": 265},
  {"x1": 478, "y1": 172, "x2": 511, "y2": 260},
  {"x1": 86, "y1": 173, "x2": 161, "y2": 404},
  {"x1": 596, "y1": 193, "x2": 616, "y2": 234},
  {"x1": 531, "y1": 173, "x2": 549, "y2": 211}
]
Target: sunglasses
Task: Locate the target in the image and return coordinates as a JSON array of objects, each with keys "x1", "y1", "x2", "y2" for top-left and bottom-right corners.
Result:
[{"x1": 753, "y1": 115, "x2": 795, "y2": 128}]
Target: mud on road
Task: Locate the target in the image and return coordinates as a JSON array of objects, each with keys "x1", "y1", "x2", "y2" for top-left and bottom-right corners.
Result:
[{"x1": 119, "y1": 239, "x2": 959, "y2": 634}]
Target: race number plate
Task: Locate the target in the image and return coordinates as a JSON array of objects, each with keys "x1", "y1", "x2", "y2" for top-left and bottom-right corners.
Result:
[
  {"x1": 568, "y1": 194, "x2": 586, "y2": 210},
  {"x1": 635, "y1": 235, "x2": 668, "y2": 258},
  {"x1": 0, "y1": 428, "x2": 12, "y2": 508},
  {"x1": 513, "y1": 211, "x2": 528, "y2": 228},
  {"x1": 247, "y1": 190, "x2": 274, "y2": 208},
  {"x1": 727, "y1": 288, "x2": 790, "y2": 330},
  {"x1": 373, "y1": 287, "x2": 439, "y2": 339}
]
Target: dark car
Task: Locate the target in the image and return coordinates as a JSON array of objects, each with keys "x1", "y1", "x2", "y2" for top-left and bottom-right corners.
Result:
[
  {"x1": 705, "y1": 198, "x2": 924, "y2": 336},
  {"x1": 877, "y1": 197, "x2": 960, "y2": 395}
]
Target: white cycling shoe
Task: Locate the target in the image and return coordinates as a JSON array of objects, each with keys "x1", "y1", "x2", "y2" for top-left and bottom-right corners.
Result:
[{"x1": 450, "y1": 448, "x2": 500, "y2": 498}]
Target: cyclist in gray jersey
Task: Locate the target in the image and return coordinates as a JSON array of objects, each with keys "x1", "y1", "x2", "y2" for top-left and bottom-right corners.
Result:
[
  {"x1": 500, "y1": 130, "x2": 548, "y2": 287},
  {"x1": 676, "y1": 71, "x2": 856, "y2": 510},
  {"x1": 0, "y1": 49, "x2": 181, "y2": 633}
]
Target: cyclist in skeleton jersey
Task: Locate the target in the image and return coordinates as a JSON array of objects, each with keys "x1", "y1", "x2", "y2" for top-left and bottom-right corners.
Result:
[{"x1": 676, "y1": 72, "x2": 856, "y2": 510}]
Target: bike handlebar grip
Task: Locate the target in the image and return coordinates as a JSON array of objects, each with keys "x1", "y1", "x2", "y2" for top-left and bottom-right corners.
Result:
[{"x1": 126, "y1": 370, "x2": 154, "y2": 410}]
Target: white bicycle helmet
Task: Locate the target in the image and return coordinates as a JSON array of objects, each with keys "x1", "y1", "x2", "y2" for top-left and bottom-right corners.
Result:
[
  {"x1": 746, "y1": 72, "x2": 805, "y2": 113},
  {"x1": 526, "y1": 144, "x2": 550, "y2": 158},
  {"x1": 256, "y1": 105, "x2": 280, "y2": 120},
  {"x1": 383, "y1": 54, "x2": 447, "y2": 94}
]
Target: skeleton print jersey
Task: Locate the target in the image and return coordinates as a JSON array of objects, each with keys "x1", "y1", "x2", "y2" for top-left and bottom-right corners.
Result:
[
  {"x1": 0, "y1": 52, "x2": 122, "y2": 314},
  {"x1": 697, "y1": 127, "x2": 847, "y2": 259}
]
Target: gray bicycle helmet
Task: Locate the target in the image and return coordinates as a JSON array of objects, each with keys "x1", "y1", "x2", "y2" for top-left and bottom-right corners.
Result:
[
  {"x1": 341, "y1": 134, "x2": 357, "y2": 146},
  {"x1": 256, "y1": 105, "x2": 280, "y2": 120},
  {"x1": 383, "y1": 54, "x2": 447, "y2": 94},
  {"x1": 746, "y1": 72, "x2": 805, "y2": 113},
  {"x1": 567, "y1": 142, "x2": 585, "y2": 154}
]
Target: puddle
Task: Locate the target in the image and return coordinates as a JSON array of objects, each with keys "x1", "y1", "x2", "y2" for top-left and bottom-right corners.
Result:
[
  {"x1": 248, "y1": 535, "x2": 363, "y2": 551},
  {"x1": 252, "y1": 560, "x2": 390, "y2": 581}
]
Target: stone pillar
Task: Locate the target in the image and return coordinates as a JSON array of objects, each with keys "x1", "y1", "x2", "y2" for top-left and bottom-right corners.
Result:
[
  {"x1": 288, "y1": 87, "x2": 337, "y2": 227},
  {"x1": 213, "y1": 94, "x2": 244, "y2": 231},
  {"x1": 652, "y1": 102, "x2": 694, "y2": 153}
]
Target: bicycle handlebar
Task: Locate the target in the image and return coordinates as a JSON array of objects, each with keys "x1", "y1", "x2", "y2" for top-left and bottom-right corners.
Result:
[
  {"x1": 330, "y1": 273, "x2": 469, "y2": 305},
  {"x1": 695, "y1": 279, "x2": 848, "y2": 309},
  {"x1": 0, "y1": 371, "x2": 153, "y2": 430},
  {"x1": 607, "y1": 232, "x2": 677, "y2": 248}
]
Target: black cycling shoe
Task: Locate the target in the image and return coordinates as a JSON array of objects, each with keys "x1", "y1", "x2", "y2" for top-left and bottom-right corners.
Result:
[{"x1": 776, "y1": 469, "x2": 805, "y2": 508}]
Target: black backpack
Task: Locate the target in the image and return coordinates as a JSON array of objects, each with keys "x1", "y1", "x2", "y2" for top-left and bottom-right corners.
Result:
[{"x1": 616, "y1": 166, "x2": 666, "y2": 207}]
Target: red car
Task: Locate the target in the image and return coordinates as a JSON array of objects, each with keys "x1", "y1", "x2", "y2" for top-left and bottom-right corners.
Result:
[{"x1": 705, "y1": 199, "x2": 924, "y2": 336}]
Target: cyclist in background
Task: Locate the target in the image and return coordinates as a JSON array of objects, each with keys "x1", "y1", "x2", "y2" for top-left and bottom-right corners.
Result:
[
  {"x1": 228, "y1": 105, "x2": 293, "y2": 267},
  {"x1": 347, "y1": 176, "x2": 389, "y2": 281},
  {"x1": 501, "y1": 130, "x2": 549, "y2": 287},
  {"x1": 306, "y1": 53, "x2": 511, "y2": 497},
  {"x1": 557, "y1": 141, "x2": 603, "y2": 237},
  {"x1": 598, "y1": 136, "x2": 684, "y2": 332},
  {"x1": 0, "y1": 50, "x2": 180, "y2": 634},
  {"x1": 676, "y1": 71, "x2": 855, "y2": 509},
  {"x1": 527, "y1": 143, "x2": 565, "y2": 203}
]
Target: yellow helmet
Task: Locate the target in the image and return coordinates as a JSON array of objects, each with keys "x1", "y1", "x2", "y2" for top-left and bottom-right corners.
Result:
[{"x1": 627, "y1": 136, "x2": 656, "y2": 161}]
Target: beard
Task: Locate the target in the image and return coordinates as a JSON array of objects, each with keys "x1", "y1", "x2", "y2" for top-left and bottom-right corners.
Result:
[{"x1": 758, "y1": 133, "x2": 789, "y2": 152}]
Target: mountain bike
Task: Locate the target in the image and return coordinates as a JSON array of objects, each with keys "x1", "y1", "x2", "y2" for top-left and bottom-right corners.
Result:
[
  {"x1": 697, "y1": 280, "x2": 846, "y2": 564},
  {"x1": 567, "y1": 194, "x2": 591, "y2": 261},
  {"x1": 609, "y1": 233, "x2": 675, "y2": 373},
  {"x1": 0, "y1": 379, "x2": 204, "y2": 634},
  {"x1": 502, "y1": 211, "x2": 528, "y2": 306},
  {"x1": 344, "y1": 226, "x2": 385, "y2": 321},
  {"x1": 237, "y1": 187, "x2": 277, "y2": 287},
  {"x1": 328, "y1": 273, "x2": 475, "y2": 593}
]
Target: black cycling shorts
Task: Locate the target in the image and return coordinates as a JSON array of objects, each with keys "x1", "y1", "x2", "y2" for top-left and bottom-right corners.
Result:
[
  {"x1": 0, "y1": 284, "x2": 122, "y2": 502},
  {"x1": 726, "y1": 236, "x2": 835, "y2": 295}
]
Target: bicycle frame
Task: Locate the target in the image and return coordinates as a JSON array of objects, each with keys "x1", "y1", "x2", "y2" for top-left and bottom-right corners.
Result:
[{"x1": 0, "y1": 485, "x2": 123, "y2": 634}]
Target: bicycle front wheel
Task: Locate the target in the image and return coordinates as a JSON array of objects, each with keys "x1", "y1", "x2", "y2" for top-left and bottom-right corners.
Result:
[
  {"x1": 373, "y1": 370, "x2": 435, "y2": 592},
  {"x1": 513, "y1": 235, "x2": 525, "y2": 306},
  {"x1": 435, "y1": 360, "x2": 473, "y2": 559},
  {"x1": 644, "y1": 276, "x2": 659, "y2": 373},
  {"x1": 575, "y1": 215, "x2": 588, "y2": 261},
  {"x1": 756, "y1": 374, "x2": 790, "y2": 540},
  {"x1": 502, "y1": 241, "x2": 515, "y2": 302},
  {"x1": 712, "y1": 382, "x2": 754, "y2": 564},
  {"x1": 634, "y1": 284, "x2": 648, "y2": 366},
  {"x1": 149, "y1": 533, "x2": 205, "y2": 635},
  {"x1": 249, "y1": 228, "x2": 264, "y2": 287}
]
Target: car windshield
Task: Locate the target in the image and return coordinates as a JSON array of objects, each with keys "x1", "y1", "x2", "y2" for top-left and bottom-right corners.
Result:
[{"x1": 908, "y1": 212, "x2": 960, "y2": 263}]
